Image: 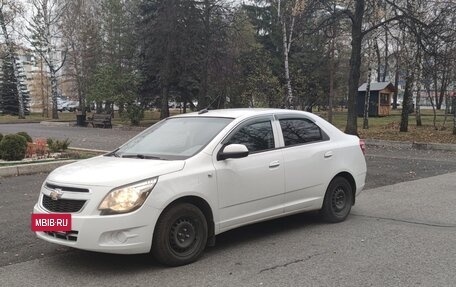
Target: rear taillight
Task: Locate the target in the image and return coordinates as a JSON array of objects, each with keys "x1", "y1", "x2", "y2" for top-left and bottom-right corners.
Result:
[{"x1": 359, "y1": 139, "x2": 366, "y2": 155}]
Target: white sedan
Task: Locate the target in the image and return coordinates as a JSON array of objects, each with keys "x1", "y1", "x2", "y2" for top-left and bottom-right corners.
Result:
[{"x1": 33, "y1": 109, "x2": 366, "y2": 266}]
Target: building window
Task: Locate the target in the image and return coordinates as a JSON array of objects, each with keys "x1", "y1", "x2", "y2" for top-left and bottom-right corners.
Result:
[{"x1": 380, "y1": 93, "x2": 389, "y2": 106}]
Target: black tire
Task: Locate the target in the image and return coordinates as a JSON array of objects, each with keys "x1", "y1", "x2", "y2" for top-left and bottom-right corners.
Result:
[
  {"x1": 320, "y1": 177, "x2": 353, "y2": 223},
  {"x1": 151, "y1": 203, "x2": 208, "y2": 266}
]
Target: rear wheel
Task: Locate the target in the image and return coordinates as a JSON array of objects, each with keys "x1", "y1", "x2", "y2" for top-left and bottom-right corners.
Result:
[
  {"x1": 320, "y1": 177, "x2": 353, "y2": 223},
  {"x1": 152, "y1": 203, "x2": 208, "y2": 266}
]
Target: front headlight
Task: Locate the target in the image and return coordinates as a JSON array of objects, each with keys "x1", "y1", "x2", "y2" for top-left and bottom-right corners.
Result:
[{"x1": 98, "y1": 177, "x2": 158, "y2": 215}]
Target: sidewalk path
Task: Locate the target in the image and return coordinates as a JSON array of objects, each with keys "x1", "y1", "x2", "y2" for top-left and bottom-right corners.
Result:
[{"x1": 0, "y1": 123, "x2": 142, "y2": 151}]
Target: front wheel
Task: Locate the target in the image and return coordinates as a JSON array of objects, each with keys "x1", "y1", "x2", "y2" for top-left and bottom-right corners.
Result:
[
  {"x1": 320, "y1": 177, "x2": 353, "y2": 223},
  {"x1": 151, "y1": 203, "x2": 208, "y2": 266}
]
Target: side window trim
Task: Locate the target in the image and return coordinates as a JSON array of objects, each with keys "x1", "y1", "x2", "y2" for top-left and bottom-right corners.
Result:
[{"x1": 275, "y1": 113, "x2": 317, "y2": 122}]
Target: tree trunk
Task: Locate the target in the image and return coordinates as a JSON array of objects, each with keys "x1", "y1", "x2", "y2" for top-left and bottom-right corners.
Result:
[
  {"x1": 160, "y1": 86, "x2": 170, "y2": 119},
  {"x1": 382, "y1": 28, "x2": 388, "y2": 82},
  {"x1": 452, "y1": 97, "x2": 456, "y2": 135},
  {"x1": 437, "y1": 72, "x2": 449, "y2": 111},
  {"x1": 363, "y1": 65, "x2": 372, "y2": 129},
  {"x1": 415, "y1": 82, "x2": 422, "y2": 127},
  {"x1": 400, "y1": 71, "x2": 414, "y2": 132},
  {"x1": 40, "y1": 59, "x2": 47, "y2": 117},
  {"x1": 72, "y1": 47, "x2": 86, "y2": 116},
  {"x1": 425, "y1": 83, "x2": 437, "y2": 130},
  {"x1": 392, "y1": 65, "x2": 399, "y2": 109},
  {"x1": 328, "y1": 35, "x2": 335, "y2": 123},
  {"x1": 282, "y1": 20, "x2": 293, "y2": 108},
  {"x1": 442, "y1": 94, "x2": 449, "y2": 129},
  {"x1": 50, "y1": 68, "x2": 59, "y2": 119},
  {"x1": 415, "y1": 48, "x2": 422, "y2": 127},
  {"x1": 374, "y1": 39, "x2": 381, "y2": 82},
  {"x1": 345, "y1": 0, "x2": 365, "y2": 136}
]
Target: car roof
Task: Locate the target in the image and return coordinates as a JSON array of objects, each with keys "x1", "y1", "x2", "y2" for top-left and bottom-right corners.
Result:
[{"x1": 171, "y1": 108, "x2": 315, "y2": 120}]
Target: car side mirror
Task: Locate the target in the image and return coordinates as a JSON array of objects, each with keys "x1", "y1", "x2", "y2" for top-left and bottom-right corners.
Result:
[{"x1": 217, "y1": 144, "x2": 249, "y2": 161}]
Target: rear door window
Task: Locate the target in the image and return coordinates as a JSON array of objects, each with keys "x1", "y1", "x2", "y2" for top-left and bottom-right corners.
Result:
[{"x1": 279, "y1": 118, "x2": 324, "y2": 146}]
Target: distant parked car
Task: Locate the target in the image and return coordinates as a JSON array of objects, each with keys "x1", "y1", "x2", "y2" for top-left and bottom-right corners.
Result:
[
  {"x1": 33, "y1": 109, "x2": 367, "y2": 266},
  {"x1": 65, "y1": 101, "x2": 79, "y2": 112},
  {"x1": 57, "y1": 98, "x2": 67, "y2": 112}
]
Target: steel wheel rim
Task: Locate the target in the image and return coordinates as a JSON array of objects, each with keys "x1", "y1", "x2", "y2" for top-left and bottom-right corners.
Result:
[
  {"x1": 332, "y1": 186, "x2": 347, "y2": 212},
  {"x1": 169, "y1": 217, "x2": 199, "y2": 257}
]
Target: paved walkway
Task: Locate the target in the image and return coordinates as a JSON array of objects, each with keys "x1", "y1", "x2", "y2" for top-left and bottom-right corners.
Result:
[{"x1": 0, "y1": 123, "x2": 142, "y2": 151}]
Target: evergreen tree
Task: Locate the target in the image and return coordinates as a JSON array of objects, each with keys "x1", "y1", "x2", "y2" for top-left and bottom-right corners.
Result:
[
  {"x1": 16, "y1": 59, "x2": 30, "y2": 114},
  {"x1": 0, "y1": 54, "x2": 19, "y2": 115},
  {"x1": 0, "y1": 51, "x2": 19, "y2": 115},
  {"x1": 138, "y1": 0, "x2": 204, "y2": 118},
  {"x1": 0, "y1": 52, "x2": 30, "y2": 115}
]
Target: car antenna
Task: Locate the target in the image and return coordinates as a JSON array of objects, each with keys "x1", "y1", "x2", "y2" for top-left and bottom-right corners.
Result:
[{"x1": 199, "y1": 94, "x2": 223, "y2": 114}]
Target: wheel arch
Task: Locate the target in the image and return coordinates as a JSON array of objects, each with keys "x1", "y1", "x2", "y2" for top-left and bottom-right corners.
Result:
[
  {"x1": 159, "y1": 196, "x2": 215, "y2": 243},
  {"x1": 332, "y1": 172, "x2": 356, "y2": 205}
]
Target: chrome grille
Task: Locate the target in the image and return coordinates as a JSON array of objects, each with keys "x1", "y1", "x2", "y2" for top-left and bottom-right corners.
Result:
[
  {"x1": 42, "y1": 194, "x2": 86, "y2": 213},
  {"x1": 45, "y1": 183, "x2": 89, "y2": 193}
]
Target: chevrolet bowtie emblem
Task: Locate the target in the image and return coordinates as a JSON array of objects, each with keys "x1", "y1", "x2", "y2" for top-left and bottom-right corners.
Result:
[{"x1": 50, "y1": 189, "x2": 63, "y2": 200}]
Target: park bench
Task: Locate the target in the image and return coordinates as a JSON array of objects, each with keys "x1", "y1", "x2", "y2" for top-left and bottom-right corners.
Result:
[{"x1": 87, "y1": 113, "x2": 112, "y2": 128}]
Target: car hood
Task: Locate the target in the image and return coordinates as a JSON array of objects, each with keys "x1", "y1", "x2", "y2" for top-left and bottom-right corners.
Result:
[{"x1": 47, "y1": 156, "x2": 185, "y2": 187}]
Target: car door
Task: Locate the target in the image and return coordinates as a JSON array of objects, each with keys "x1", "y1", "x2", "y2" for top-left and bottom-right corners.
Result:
[
  {"x1": 213, "y1": 116, "x2": 285, "y2": 230},
  {"x1": 277, "y1": 115, "x2": 333, "y2": 213}
]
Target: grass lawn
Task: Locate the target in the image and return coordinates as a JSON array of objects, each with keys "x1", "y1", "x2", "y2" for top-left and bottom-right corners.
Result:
[{"x1": 317, "y1": 109, "x2": 456, "y2": 144}]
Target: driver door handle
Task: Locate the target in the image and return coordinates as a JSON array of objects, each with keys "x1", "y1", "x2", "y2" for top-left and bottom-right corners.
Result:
[
  {"x1": 324, "y1": 151, "x2": 333, "y2": 158},
  {"x1": 269, "y1": 160, "x2": 280, "y2": 168}
]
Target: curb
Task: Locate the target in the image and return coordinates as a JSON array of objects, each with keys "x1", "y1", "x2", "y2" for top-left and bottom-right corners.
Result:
[
  {"x1": 366, "y1": 139, "x2": 456, "y2": 152},
  {"x1": 0, "y1": 160, "x2": 77, "y2": 178},
  {"x1": 0, "y1": 147, "x2": 106, "y2": 178},
  {"x1": 40, "y1": 121, "x2": 73, "y2": 127},
  {"x1": 39, "y1": 120, "x2": 149, "y2": 131},
  {"x1": 411, "y1": 142, "x2": 456, "y2": 152}
]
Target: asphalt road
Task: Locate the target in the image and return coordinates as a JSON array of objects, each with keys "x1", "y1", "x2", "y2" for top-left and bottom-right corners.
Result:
[
  {"x1": 1, "y1": 123, "x2": 456, "y2": 286},
  {"x1": 0, "y1": 172, "x2": 455, "y2": 286}
]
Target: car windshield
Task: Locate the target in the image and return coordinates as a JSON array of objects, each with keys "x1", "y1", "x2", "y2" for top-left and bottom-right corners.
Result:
[{"x1": 112, "y1": 117, "x2": 233, "y2": 160}]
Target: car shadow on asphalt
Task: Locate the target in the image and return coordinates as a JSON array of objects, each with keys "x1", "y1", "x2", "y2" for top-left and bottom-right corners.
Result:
[
  {"x1": 45, "y1": 211, "x2": 325, "y2": 272},
  {"x1": 207, "y1": 211, "x2": 323, "y2": 253}
]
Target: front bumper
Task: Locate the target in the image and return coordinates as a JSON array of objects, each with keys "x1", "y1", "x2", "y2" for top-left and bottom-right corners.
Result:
[{"x1": 33, "y1": 203, "x2": 161, "y2": 254}]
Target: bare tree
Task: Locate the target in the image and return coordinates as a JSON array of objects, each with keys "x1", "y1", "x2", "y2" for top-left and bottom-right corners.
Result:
[
  {"x1": 362, "y1": 40, "x2": 373, "y2": 129},
  {"x1": 326, "y1": 19, "x2": 337, "y2": 123},
  {"x1": 277, "y1": 0, "x2": 307, "y2": 108},
  {"x1": 61, "y1": 0, "x2": 100, "y2": 117},
  {"x1": 21, "y1": 0, "x2": 68, "y2": 119}
]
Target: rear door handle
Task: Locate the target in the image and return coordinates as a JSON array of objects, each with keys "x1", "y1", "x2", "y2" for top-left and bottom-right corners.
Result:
[
  {"x1": 324, "y1": 151, "x2": 333, "y2": 158},
  {"x1": 269, "y1": 160, "x2": 280, "y2": 168}
]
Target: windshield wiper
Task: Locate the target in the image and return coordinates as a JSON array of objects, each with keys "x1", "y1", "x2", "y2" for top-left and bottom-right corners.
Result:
[{"x1": 120, "y1": 154, "x2": 163, "y2": 160}]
